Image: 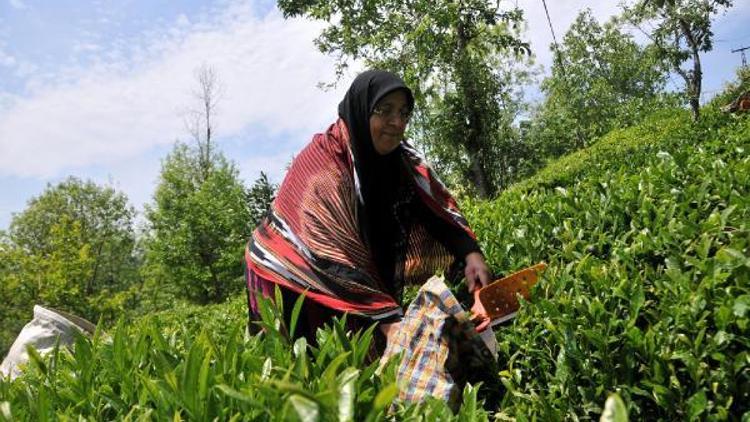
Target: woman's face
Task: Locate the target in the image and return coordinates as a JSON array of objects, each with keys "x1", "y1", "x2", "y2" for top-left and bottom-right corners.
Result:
[{"x1": 369, "y1": 90, "x2": 411, "y2": 155}]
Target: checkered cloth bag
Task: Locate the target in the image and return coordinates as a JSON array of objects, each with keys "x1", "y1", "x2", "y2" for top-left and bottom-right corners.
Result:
[{"x1": 381, "y1": 275, "x2": 499, "y2": 407}]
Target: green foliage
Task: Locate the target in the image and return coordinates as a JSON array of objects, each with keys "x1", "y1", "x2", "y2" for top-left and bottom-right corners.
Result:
[
  {"x1": 462, "y1": 107, "x2": 749, "y2": 419},
  {"x1": 601, "y1": 394, "x2": 629, "y2": 422},
  {"x1": 709, "y1": 66, "x2": 750, "y2": 110},
  {"x1": 0, "y1": 290, "x2": 489, "y2": 420},
  {"x1": 528, "y1": 9, "x2": 674, "y2": 160},
  {"x1": 0, "y1": 178, "x2": 138, "y2": 355},
  {"x1": 143, "y1": 143, "x2": 252, "y2": 305},
  {"x1": 246, "y1": 171, "x2": 277, "y2": 229}
]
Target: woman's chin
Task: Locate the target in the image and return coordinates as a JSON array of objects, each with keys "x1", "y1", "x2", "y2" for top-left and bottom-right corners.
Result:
[{"x1": 377, "y1": 144, "x2": 401, "y2": 155}]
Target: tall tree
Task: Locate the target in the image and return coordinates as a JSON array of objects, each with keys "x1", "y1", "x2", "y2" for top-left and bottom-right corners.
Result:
[
  {"x1": 185, "y1": 63, "x2": 223, "y2": 181},
  {"x1": 529, "y1": 10, "x2": 671, "y2": 157},
  {"x1": 144, "y1": 146, "x2": 251, "y2": 304},
  {"x1": 277, "y1": 0, "x2": 529, "y2": 198},
  {"x1": 144, "y1": 66, "x2": 251, "y2": 304},
  {"x1": 622, "y1": 0, "x2": 733, "y2": 120}
]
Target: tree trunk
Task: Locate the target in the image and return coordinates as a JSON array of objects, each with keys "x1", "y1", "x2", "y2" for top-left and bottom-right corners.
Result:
[
  {"x1": 455, "y1": 11, "x2": 493, "y2": 199},
  {"x1": 209, "y1": 264, "x2": 222, "y2": 303},
  {"x1": 466, "y1": 145, "x2": 492, "y2": 198},
  {"x1": 688, "y1": 88, "x2": 700, "y2": 121},
  {"x1": 680, "y1": 18, "x2": 702, "y2": 121},
  {"x1": 86, "y1": 241, "x2": 105, "y2": 295}
]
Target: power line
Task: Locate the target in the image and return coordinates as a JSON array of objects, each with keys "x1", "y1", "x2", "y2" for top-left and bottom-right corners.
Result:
[
  {"x1": 540, "y1": 0, "x2": 564, "y2": 76},
  {"x1": 540, "y1": 0, "x2": 586, "y2": 148},
  {"x1": 731, "y1": 46, "x2": 750, "y2": 68}
]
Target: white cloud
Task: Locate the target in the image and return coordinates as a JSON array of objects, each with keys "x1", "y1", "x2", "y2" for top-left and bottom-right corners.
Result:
[
  {"x1": 176, "y1": 14, "x2": 191, "y2": 27},
  {"x1": 72, "y1": 42, "x2": 102, "y2": 53},
  {"x1": 0, "y1": 49, "x2": 15, "y2": 67},
  {"x1": 239, "y1": 149, "x2": 296, "y2": 185},
  {"x1": 8, "y1": 0, "x2": 26, "y2": 10},
  {"x1": 0, "y1": 6, "x2": 349, "y2": 179}
]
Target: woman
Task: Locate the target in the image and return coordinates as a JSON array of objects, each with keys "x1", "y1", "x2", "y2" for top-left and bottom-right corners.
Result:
[{"x1": 245, "y1": 70, "x2": 491, "y2": 347}]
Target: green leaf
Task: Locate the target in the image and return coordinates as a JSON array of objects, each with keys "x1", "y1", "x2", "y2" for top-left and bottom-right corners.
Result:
[
  {"x1": 371, "y1": 383, "x2": 398, "y2": 412},
  {"x1": 197, "y1": 345, "x2": 212, "y2": 413},
  {"x1": 600, "y1": 393, "x2": 628, "y2": 422},
  {"x1": 25, "y1": 345, "x2": 47, "y2": 375},
  {"x1": 0, "y1": 402, "x2": 12, "y2": 422},
  {"x1": 289, "y1": 289, "x2": 307, "y2": 340},
  {"x1": 320, "y1": 352, "x2": 351, "y2": 388},
  {"x1": 337, "y1": 367, "x2": 359, "y2": 422},
  {"x1": 259, "y1": 356, "x2": 273, "y2": 381},
  {"x1": 287, "y1": 394, "x2": 320, "y2": 422},
  {"x1": 270, "y1": 380, "x2": 319, "y2": 402},
  {"x1": 734, "y1": 295, "x2": 750, "y2": 317},
  {"x1": 293, "y1": 337, "x2": 309, "y2": 380},
  {"x1": 458, "y1": 383, "x2": 481, "y2": 421},
  {"x1": 686, "y1": 390, "x2": 707, "y2": 420},
  {"x1": 215, "y1": 384, "x2": 255, "y2": 404},
  {"x1": 716, "y1": 248, "x2": 749, "y2": 267}
]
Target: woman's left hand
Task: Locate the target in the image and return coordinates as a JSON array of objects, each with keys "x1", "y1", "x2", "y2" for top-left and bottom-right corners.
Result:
[
  {"x1": 379, "y1": 320, "x2": 401, "y2": 343},
  {"x1": 464, "y1": 252, "x2": 491, "y2": 293}
]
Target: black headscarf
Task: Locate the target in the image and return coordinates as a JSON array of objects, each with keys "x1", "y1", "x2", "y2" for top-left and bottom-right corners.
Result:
[{"x1": 337, "y1": 70, "x2": 415, "y2": 288}]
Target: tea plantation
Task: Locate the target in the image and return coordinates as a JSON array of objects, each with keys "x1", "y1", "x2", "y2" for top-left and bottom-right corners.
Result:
[
  {"x1": 0, "y1": 108, "x2": 747, "y2": 420},
  {"x1": 464, "y1": 108, "x2": 749, "y2": 420}
]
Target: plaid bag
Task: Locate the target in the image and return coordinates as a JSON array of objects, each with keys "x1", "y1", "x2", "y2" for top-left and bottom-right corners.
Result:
[{"x1": 380, "y1": 275, "x2": 499, "y2": 408}]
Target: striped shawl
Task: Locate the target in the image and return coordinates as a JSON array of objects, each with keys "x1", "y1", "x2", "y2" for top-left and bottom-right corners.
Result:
[{"x1": 245, "y1": 119, "x2": 476, "y2": 320}]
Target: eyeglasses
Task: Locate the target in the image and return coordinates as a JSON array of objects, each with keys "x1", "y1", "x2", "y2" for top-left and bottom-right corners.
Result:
[{"x1": 371, "y1": 105, "x2": 413, "y2": 122}]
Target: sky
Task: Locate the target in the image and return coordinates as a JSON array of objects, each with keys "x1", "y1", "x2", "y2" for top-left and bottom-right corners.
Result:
[{"x1": 1, "y1": 0, "x2": 749, "y2": 230}]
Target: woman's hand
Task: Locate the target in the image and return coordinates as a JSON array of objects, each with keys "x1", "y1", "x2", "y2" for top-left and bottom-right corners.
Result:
[
  {"x1": 470, "y1": 289, "x2": 491, "y2": 332},
  {"x1": 379, "y1": 320, "x2": 401, "y2": 342},
  {"x1": 465, "y1": 252, "x2": 491, "y2": 293}
]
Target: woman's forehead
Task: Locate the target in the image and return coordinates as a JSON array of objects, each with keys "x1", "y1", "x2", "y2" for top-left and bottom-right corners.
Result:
[{"x1": 375, "y1": 90, "x2": 408, "y2": 106}]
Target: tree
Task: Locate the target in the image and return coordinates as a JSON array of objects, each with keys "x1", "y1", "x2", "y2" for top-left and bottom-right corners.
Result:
[
  {"x1": 419, "y1": 39, "x2": 537, "y2": 193},
  {"x1": 277, "y1": 0, "x2": 530, "y2": 198},
  {"x1": 8, "y1": 177, "x2": 138, "y2": 299},
  {"x1": 715, "y1": 65, "x2": 750, "y2": 111},
  {"x1": 529, "y1": 10, "x2": 672, "y2": 158},
  {"x1": 622, "y1": 0, "x2": 734, "y2": 120},
  {"x1": 185, "y1": 63, "x2": 223, "y2": 182},
  {"x1": 143, "y1": 66, "x2": 251, "y2": 304},
  {"x1": 144, "y1": 146, "x2": 251, "y2": 304},
  {"x1": 0, "y1": 178, "x2": 138, "y2": 354},
  {"x1": 246, "y1": 171, "x2": 277, "y2": 229},
  {"x1": 0, "y1": 232, "x2": 34, "y2": 356}
]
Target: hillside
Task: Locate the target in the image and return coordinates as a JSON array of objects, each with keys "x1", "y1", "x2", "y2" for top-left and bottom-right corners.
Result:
[
  {"x1": 463, "y1": 107, "x2": 749, "y2": 419},
  {"x1": 1, "y1": 108, "x2": 747, "y2": 420}
]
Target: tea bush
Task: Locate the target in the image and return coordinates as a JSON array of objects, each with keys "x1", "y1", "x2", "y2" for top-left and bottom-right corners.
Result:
[
  {"x1": 464, "y1": 108, "x2": 749, "y2": 420},
  {"x1": 0, "y1": 291, "x2": 489, "y2": 420}
]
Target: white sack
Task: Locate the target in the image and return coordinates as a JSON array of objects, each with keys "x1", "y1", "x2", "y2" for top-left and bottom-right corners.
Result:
[{"x1": 1, "y1": 305, "x2": 95, "y2": 380}]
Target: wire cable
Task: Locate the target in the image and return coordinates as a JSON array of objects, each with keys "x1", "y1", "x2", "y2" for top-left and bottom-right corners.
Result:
[{"x1": 541, "y1": 0, "x2": 565, "y2": 77}]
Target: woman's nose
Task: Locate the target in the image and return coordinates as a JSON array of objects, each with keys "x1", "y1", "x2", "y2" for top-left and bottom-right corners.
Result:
[{"x1": 389, "y1": 115, "x2": 408, "y2": 127}]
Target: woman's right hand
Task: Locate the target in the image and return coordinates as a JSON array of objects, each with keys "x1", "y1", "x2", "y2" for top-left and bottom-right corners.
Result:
[{"x1": 470, "y1": 289, "x2": 491, "y2": 332}]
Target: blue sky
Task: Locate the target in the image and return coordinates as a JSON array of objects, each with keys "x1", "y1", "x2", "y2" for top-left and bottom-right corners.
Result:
[{"x1": 1, "y1": 0, "x2": 749, "y2": 230}]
